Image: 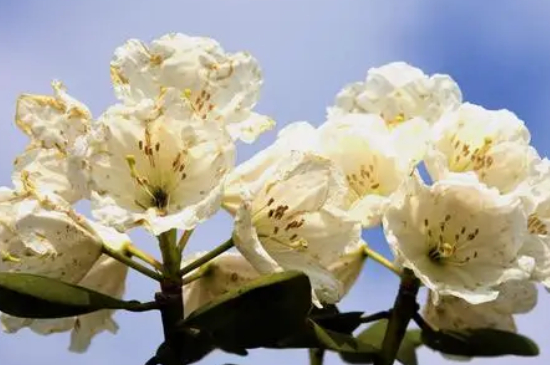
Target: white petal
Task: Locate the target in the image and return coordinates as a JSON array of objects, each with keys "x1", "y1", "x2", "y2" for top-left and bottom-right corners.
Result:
[
  {"x1": 269, "y1": 248, "x2": 343, "y2": 305},
  {"x1": 12, "y1": 147, "x2": 89, "y2": 204},
  {"x1": 384, "y1": 176, "x2": 528, "y2": 304},
  {"x1": 348, "y1": 195, "x2": 389, "y2": 228},
  {"x1": 232, "y1": 199, "x2": 283, "y2": 274},
  {"x1": 318, "y1": 114, "x2": 413, "y2": 227},
  {"x1": 90, "y1": 88, "x2": 235, "y2": 234},
  {"x1": 111, "y1": 33, "x2": 271, "y2": 142},
  {"x1": 327, "y1": 240, "x2": 368, "y2": 297},
  {"x1": 15, "y1": 80, "x2": 90, "y2": 149},
  {"x1": 424, "y1": 291, "x2": 516, "y2": 333},
  {"x1": 183, "y1": 252, "x2": 260, "y2": 316},
  {"x1": 1, "y1": 198, "x2": 103, "y2": 283},
  {"x1": 230, "y1": 149, "x2": 359, "y2": 305},
  {"x1": 223, "y1": 121, "x2": 321, "y2": 213},
  {"x1": 425, "y1": 103, "x2": 533, "y2": 193},
  {"x1": 329, "y1": 62, "x2": 461, "y2": 125},
  {"x1": 424, "y1": 280, "x2": 536, "y2": 335},
  {"x1": 69, "y1": 257, "x2": 128, "y2": 353}
]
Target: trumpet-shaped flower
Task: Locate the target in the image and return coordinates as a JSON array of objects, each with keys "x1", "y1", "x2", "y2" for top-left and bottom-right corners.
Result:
[
  {"x1": 425, "y1": 103, "x2": 539, "y2": 194},
  {"x1": 12, "y1": 81, "x2": 91, "y2": 203},
  {"x1": 89, "y1": 88, "x2": 235, "y2": 234},
  {"x1": 423, "y1": 280, "x2": 537, "y2": 333},
  {"x1": 384, "y1": 176, "x2": 531, "y2": 304},
  {"x1": 2, "y1": 257, "x2": 128, "y2": 353},
  {"x1": 317, "y1": 115, "x2": 419, "y2": 227},
  {"x1": 110, "y1": 33, "x2": 274, "y2": 142},
  {"x1": 513, "y1": 158, "x2": 550, "y2": 288},
  {"x1": 0, "y1": 189, "x2": 131, "y2": 351},
  {"x1": 182, "y1": 252, "x2": 261, "y2": 316},
  {"x1": 224, "y1": 148, "x2": 361, "y2": 305},
  {"x1": 328, "y1": 62, "x2": 461, "y2": 125},
  {"x1": 183, "y1": 242, "x2": 367, "y2": 315}
]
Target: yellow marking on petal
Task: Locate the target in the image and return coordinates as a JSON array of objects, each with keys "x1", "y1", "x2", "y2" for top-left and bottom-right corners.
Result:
[
  {"x1": 20, "y1": 170, "x2": 36, "y2": 194},
  {"x1": 67, "y1": 107, "x2": 89, "y2": 120},
  {"x1": 1, "y1": 251, "x2": 20, "y2": 263},
  {"x1": 150, "y1": 54, "x2": 163, "y2": 67},
  {"x1": 110, "y1": 65, "x2": 129, "y2": 85},
  {"x1": 182, "y1": 88, "x2": 193, "y2": 100}
]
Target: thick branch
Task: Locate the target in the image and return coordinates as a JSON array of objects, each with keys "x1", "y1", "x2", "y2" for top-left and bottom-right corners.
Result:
[
  {"x1": 375, "y1": 268, "x2": 420, "y2": 365},
  {"x1": 309, "y1": 348, "x2": 325, "y2": 365},
  {"x1": 157, "y1": 230, "x2": 185, "y2": 364}
]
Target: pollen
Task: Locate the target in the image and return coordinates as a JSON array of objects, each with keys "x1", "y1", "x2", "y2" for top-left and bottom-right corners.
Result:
[
  {"x1": 425, "y1": 213, "x2": 480, "y2": 265},
  {"x1": 528, "y1": 214, "x2": 548, "y2": 235},
  {"x1": 347, "y1": 161, "x2": 382, "y2": 197}
]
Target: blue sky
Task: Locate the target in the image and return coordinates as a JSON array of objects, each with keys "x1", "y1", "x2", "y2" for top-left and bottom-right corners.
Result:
[{"x1": 1, "y1": 1, "x2": 550, "y2": 364}]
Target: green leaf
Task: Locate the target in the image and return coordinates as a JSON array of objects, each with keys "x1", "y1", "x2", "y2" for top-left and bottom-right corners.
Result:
[
  {"x1": 181, "y1": 271, "x2": 312, "y2": 349},
  {"x1": 310, "y1": 320, "x2": 379, "y2": 354},
  {"x1": 0, "y1": 272, "x2": 148, "y2": 318},
  {"x1": 340, "y1": 320, "x2": 422, "y2": 365},
  {"x1": 422, "y1": 328, "x2": 539, "y2": 358},
  {"x1": 272, "y1": 319, "x2": 380, "y2": 356}
]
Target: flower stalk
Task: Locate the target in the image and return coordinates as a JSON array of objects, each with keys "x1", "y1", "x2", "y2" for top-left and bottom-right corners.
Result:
[
  {"x1": 127, "y1": 244, "x2": 163, "y2": 271},
  {"x1": 101, "y1": 244, "x2": 162, "y2": 282},
  {"x1": 181, "y1": 264, "x2": 211, "y2": 285},
  {"x1": 364, "y1": 246, "x2": 401, "y2": 276},
  {"x1": 179, "y1": 238, "x2": 234, "y2": 276}
]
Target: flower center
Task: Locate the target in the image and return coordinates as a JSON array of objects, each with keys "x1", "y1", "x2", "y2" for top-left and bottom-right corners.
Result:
[
  {"x1": 151, "y1": 187, "x2": 169, "y2": 210},
  {"x1": 253, "y1": 196, "x2": 308, "y2": 251},
  {"x1": 346, "y1": 160, "x2": 382, "y2": 198},
  {"x1": 385, "y1": 112, "x2": 407, "y2": 128},
  {"x1": 424, "y1": 215, "x2": 480, "y2": 265},
  {"x1": 448, "y1": 134, "x2": 494, "y2": 176}
]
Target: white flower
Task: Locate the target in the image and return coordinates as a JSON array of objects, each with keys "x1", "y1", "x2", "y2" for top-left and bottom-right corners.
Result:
[
  {"x1": 423, "y1": 280, "x2": 537, "y2": 333},
  {"x1": 513, "y1": 159, "x2": 550, "y2": 288},
  {"x1": 110, "y1": 33, "x2": 274, "y2": 143},
  {"x1": 224, "y1": 148, "x2": 361, "y2": 305},
  {"x1": 328, "y1": 62, "x2": 461, "y2": 125},
  {"x1": 0, "y1": 192, "x2": 102, "y2": 281},
  {"x1": 425, "y1": 103, "x2": 539, "y2": 194},
  {"x1": 2, "y1": 253, "x2": 128, "y2": 353},
  {"x1": 12, "y1": 81, "x2": 91, "y2": 203},
  {"x1": 89, "y1": 88, "x2": 235, "y2": 235},
  {"x1": 183, "y1": 242, "x2": 367, "y2": 315},
  {"x1": 317, "y1": 115, "x2": 419, "y2": 227},
  {"x1": 182, "y1": 252, "x2": 260, "y2": 316},
  {"x1": 325, "y1": 240, "x2": 368, "y2": 298},
  {"x1": 0, "y1": 192, "x2": 130, "y2": 350},
  {"x1": 383, "y1": 176, "x2": 531, "y2": 304}
]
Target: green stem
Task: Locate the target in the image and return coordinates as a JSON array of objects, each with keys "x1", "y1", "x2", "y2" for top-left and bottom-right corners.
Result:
[
  {"x1": 178, "y1": 229, "x2": 194, "y2": 253},
  {"x1": 181, "y1": 264, "x2": 211, "y2": 285},
  {"x1": 122, "y1": 300, "x2": 160, "y2": 312},
  {"x1": 102, "y1": 244, "x2": 162, "y2": 282},
  {"x1": 309, "y1": 348, "x2": 325, "y2": 365},
  {"x1": 158, "y1": 229, "x2": 181, "y2": 280},
  {"x1": 127, "y1": 244, "x2": 163, "y2": 271},
  {"x1": 364, "y1": 246, "x2": 401, "y2": 276},
  {"x1": 375, "y1": 268, "x2": 420, "y2": 365},
  {"x1": 359, "y1": 311, "x2": 390, "y2": 324},
  {"x1": 179, "y1": 238, "x2": 234, "y2": 277}
]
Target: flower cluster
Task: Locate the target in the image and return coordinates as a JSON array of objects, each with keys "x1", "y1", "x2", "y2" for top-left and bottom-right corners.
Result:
[{"x1": 2, "y1": 34, "x2": 549, "y2": 354}]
